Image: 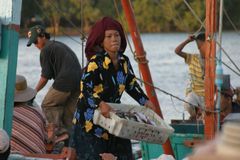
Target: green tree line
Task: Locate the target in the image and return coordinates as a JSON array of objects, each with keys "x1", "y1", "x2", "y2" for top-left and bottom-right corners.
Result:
[{"x1": 20, "y1": 0, "x2": 240, "y2": 35}]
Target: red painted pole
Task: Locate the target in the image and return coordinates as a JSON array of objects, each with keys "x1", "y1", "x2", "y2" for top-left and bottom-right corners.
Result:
[
  {"x1": 121, "y1": 0, "x2": 174, "y2": 156},
  {"x1": 205, "y1": 0, "x2": 217, "y2": 140}
]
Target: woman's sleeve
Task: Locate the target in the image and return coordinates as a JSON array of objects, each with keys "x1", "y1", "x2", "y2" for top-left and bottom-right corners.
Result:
[
  {"x1": 125, "y1": 58, "x2": 149, "y2": 106},
  {"x1": 80, "y1": 58, "x2": 103, "y2": 108}
]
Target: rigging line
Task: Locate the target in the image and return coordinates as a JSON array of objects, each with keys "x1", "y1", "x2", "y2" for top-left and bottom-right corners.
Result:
[
  {"x1": 60, "y1": 29, "x2": 82, "y2": 45},
  {"x1": 166, "y1": 0, "x2": 205, "y2": 35},
  {"x1": 170, "y1": 96, "x2": 184, "y2": 114},
  {"x1": 183, "y1": 0, "x2": 205, "y2": 28},
  {"x1": 113, "y1": 0, "x2": 144, "y2": 86},
  {"x1": 166, "y1": 0, "x2": 191, "y2": 33},
  {"x1": 33, "y1": 0, "x2": 82, "y2": 45},
  {"x1": 214, "y1": 40, "x2": 240, "y2": 74},
  {"x1": 113, "y1": 0, "x2": 135, "y2": 56},
  {"x1": 215, "y1": 56, "x2": 240, "y2": 77},
  {"x1": 193, "y1": 18, "x2": 206, "y2": 35},
  {"x1": 135, "y1": 77, "x2": 216, "y2": 113},
  {"x1": 114, "y1": 1, "x2": 239, "y2": 104},
  {"x1": 182, "y1": 0, "x2": 240, "y2": 75},
  {"x1": 81, "y1": 0, "x2": 85, "y2": 67},
  {"x1": 171, "y1": 96, "x2": 186, "y2": 121},
  {"x1": 159, "y1": 0, "x2": 240, "y2": 76},
  {"x1": 223, "y1": 6, "x2": 240, "y2": 35},
  {"x1": 46, "y1": 0, "x2": 87, "y2": 39}
]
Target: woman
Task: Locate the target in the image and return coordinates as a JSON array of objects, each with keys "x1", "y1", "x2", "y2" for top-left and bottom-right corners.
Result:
[{"x1": 72, "y1": 17, "x2": 155, "y2": 160}]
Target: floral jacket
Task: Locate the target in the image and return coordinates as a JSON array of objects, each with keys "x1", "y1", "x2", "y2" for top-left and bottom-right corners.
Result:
[{"x1": 73, "y1": 52, "x2": 149, "y2": 140}]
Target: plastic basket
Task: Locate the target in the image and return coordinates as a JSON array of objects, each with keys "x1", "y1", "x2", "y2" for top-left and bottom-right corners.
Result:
[{"x1": 93, "y1": 103, "x2": 174, "y2": 144}]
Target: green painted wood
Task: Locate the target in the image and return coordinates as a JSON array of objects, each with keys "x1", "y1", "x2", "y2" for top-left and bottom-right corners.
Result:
[
  {"x1": 0, "y1": 0, "x2": 22, "y2": 135},
  {"x1": 0, "y1": 26, "x2": 19, "y2": 133},
  {"x1": 141, "y1": 133, "x2": 204, "y2": 160},
  {"x1": 141, "y1": 123, "x2": 204, "y2": 160}
]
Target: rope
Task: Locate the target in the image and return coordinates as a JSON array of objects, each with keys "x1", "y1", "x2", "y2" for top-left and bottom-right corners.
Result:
[
  {"x1": 47, "y1": 0, "x2": 87, "y2": 39},
  {"x1": 113, "y1": 0, "x2": 136, "y2": 57},
  {"x1": 80, "y1": 0, "x2": 85, "y2": 67},
  {"x1": 113, "y1": 0, "x2": 239, "y2": 113},
  {"x1": 223, "y1": 6, "x2": 240, "y2": 35},
  {"x1": 193, "y1": 19, "x2": 205, "y2": 36},
  {"x1": 168, "y1": 0, "x2": 205, "y2": 35},
  {"x1": 113, "y1": 0, "x2": 144, "y2": 86},
  {"x1": 183, "y1": 0, "x2": 205, "y2": 28},
  {"x1": 40, "y1": 0, "x2": 79, "y2": 154},
  {"x1": 135, "y1": 77, "x2": 217, "y2": 114},
  {"x1": 31, "y1": 1, "x2": 84, "y2": 158},
  {"x1": 133, "y1": 51, "x2": 149, "y2": 64},
  {"x1": 165, "y1": 1, "x2": 190, "y2": 33},
  {"x1": 113, "y1": 0, "x2": 148, "y2": 64},
  {"x1": 182, "y1": 0, "x2": 240, "y2": 77},
  {"x1": 215, "y1": 56, "x2": 240, "y2": 77},
  {"x1": 167, "y1": 0, "x2": 205, "y2": 36},
  {"x1": 170, "y1": 96, "x2": 184, "y2": 114},
  {"x1": 170, "y1": 96, "x2": 187, "y2": 121},
  {"x1": 33, "y1": 0, "x2": 82, "y2": 45},
  {"x1": 215, "y1": 40, "x2": 240, "y2": 75}
]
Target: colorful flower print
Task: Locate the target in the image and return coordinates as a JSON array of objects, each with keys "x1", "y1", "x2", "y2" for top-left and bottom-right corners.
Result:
[
  {"x1": 94, "y1": 127, "x2": 103, "y2": 137},
  {"x1": 87, "y1": 98, "x2": 95, "y2": 107},
  {"x1": 117, "y1": 71, "x2": 125, "y2": 84},
  {"x1": 87, "y1": 62, "x2": 98, "y2": 72},
  {"x1": 103, "y1": 56, "x2": 111, "y2": 69},
  {"x1": 84, "y1": 108, "x2": 94, "y2": 120},
  {"x1": 85, "y1": 121, "x2": 93, "y2": 132}
]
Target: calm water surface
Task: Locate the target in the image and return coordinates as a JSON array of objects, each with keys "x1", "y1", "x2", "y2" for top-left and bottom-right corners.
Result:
[{"x1": 17, "y1": 32, "x2": 240, "y2": 122}]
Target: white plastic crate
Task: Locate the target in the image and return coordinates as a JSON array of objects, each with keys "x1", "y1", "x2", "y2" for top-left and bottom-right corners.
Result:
[{"x1": 93, "y1": 103, "x2": 174, "y2": 144}]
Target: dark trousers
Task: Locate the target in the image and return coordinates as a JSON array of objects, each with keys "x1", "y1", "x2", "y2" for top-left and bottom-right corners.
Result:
[{"x1": 72, "y1": 124, "x2": 133, "y2": 160}]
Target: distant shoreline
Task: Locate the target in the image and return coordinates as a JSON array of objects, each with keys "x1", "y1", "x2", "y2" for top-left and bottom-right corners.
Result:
[
  {"x1": 19, "y1": 27, "x2": 236, "y2": 38},
  {"x1": 19, "y1": 27, "x2": 84, "y2": 38}
]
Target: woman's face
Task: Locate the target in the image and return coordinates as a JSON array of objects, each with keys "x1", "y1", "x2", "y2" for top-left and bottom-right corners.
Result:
[{"x1": 103, "y1": 30, "x2": 121, "y2": 55}]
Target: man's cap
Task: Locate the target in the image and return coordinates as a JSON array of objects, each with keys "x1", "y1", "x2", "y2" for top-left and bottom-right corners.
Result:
[{"x1": 27, "y1": 25, "x2": 45, "y2": 47}]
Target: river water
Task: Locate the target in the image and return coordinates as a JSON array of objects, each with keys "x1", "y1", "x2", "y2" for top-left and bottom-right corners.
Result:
[{"x1": 17, "y1": 32, "x2": 240, "y2": 122}]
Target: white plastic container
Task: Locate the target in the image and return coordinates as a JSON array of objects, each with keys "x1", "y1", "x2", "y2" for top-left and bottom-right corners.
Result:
[{"x1": 93, "y1": 103, "x2": 174, "y2": 144}]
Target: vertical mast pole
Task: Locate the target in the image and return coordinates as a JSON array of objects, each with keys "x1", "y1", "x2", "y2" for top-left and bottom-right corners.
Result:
[
  {"x1": 205, "y1": 0, "x2": 217, "y2": 140},
  {"x1": 121, "y1": 0, "x2": 174, "y2": 156},
  {"x1": 215, "y1": 0, "x2": 224, "y2": 132}
]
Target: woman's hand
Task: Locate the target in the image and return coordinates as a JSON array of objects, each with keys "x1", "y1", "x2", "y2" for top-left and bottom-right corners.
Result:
[
  {"x1": 99, "y1": 101, "x2": 112, "y2": 118},
  {"x1": 144, "y1": 100, "x2": 156, "y2": 111},
  {"x1": 100, "y1": 153, "x2": 117, "y2": 160}
]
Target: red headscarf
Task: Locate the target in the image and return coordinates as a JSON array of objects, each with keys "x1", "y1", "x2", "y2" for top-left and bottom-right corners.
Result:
[{"x1": 85, "y1": 17, "x2": 127, "y2": 60}]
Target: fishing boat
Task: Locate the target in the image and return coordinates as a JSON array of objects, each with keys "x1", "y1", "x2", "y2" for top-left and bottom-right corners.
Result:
[{"x1": 1, "y1": 0, "x2": 239, "y2": 160}]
